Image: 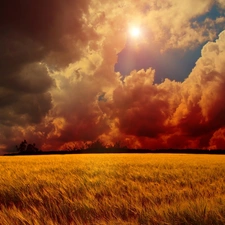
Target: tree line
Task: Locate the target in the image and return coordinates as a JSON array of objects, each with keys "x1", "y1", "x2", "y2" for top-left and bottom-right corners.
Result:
[{"x1": 9, "y1": 139, "x2": 225, "y2": 156}]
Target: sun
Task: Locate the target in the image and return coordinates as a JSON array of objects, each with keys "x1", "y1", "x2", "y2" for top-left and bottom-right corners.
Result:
[{"x1": 129, "y1": 27, "x2": 141, "y2": 38}]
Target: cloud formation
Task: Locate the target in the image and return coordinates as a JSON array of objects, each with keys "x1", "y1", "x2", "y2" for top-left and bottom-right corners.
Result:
[{"x1": 0, "y1": 0, "x2": 225, "y2": 153}]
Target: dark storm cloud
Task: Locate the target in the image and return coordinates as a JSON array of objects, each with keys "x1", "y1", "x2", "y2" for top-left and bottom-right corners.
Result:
[
  {"x1": 0, "y1": 0, "x2": 98, "y2": 152},
  {"x1": 0, "y1": 61, "x2": 53, "y2": 123},
  {"x1": 0, "y1": 0, "x2": 98, "y2": 70},
  {"x1": 2, "y1": 0, "x2": 100, "y2": 67},
  {"x1": 0, "y1": 92, "x2": 52, "y2": 126}
]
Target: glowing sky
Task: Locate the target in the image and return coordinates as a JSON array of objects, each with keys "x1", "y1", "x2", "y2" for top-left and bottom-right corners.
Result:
[{"x1": 1, "y1": 0, "x2": 225, "y2": 153}]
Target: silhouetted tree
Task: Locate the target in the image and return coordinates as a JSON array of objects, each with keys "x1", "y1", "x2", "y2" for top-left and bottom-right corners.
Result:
[
  {"x1": 112, "y1": 141, "x2": 128, "y2": 149},
  {"x1": 88, "y1": 140, "x2": 105, "y2": 149},
  {"x1": 26, "y1": 143, "x2": 39, "y2": 153},
  {"x1": 16, "y1": 140, "x2": 27, "y2": 153},
  {"x1": 16, "y1": 140, "x2": 39, "y2": 154}
]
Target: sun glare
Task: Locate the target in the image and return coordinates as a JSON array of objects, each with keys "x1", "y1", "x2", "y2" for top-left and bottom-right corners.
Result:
[{"x1": 130, "y1": 27, "x2": 141, "y2": 38}]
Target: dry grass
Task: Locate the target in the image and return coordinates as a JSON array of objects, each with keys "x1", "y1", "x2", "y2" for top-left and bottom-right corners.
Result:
[{"x1": 1, "y1": 154, "x2": 225, "y2": 225}]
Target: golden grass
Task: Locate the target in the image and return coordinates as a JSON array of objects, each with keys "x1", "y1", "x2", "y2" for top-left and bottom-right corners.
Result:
[{"x1": 1, "y1": 154, "x2": 225, "y2": 225}]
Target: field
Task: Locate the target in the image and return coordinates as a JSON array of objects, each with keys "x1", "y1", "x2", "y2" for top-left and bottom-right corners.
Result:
[{"x1": 1, "y1": 154, "x2": 225, "y2": 225}]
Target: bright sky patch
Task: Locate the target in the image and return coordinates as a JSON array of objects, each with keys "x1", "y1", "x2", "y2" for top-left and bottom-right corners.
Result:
[{"x1": 129, "y1": 27, "x2": 141, "y2": 38}]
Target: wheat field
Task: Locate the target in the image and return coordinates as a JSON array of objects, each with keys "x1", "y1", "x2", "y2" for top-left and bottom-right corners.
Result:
[{"x1": 1, "y1": 154, "x2": 225, "y2": 225}]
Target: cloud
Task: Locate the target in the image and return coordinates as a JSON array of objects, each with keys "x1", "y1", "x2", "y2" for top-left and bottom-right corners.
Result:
[
  {"x1": 168, "y1": 30, "x2": 225, "y2": 147},
  {"x1": 112, "y1": 69, "x2": 170, "y2": 138},
  {"x1": 0, "y1": 0, "x2": 225, "y2": 153},
  {"x1": 217, "y1": 0, "x2": 225, "y2": 9},
  {"x1": 181, "y1": 30, "x2": 225, "y2": 123},
  {"x1": 209, "y1": 127, "x2": 225, "y2": 149},
  {"x1": 99, "y1": 30, "x2": 225, "y2": 149},
  {"x1": 142, "y1": 0, "x2": 219, "y2": 50},
  {"x1": 0, "y1": 0, "x2": 96, "y2": 152}
]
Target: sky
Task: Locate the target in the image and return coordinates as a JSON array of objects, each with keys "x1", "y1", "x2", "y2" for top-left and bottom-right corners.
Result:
[{"x1": 1, "y1": 0, "x2": 225, "y2": 154}]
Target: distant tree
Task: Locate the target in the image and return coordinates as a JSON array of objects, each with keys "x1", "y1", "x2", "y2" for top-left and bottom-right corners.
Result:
[
  {"x1": 16, "y1": 140, "x2": 27, "y2": 153},
  {"x1": 88, "y1": 140, "x2": 105, "y2": 149},
  {"x1": 16, "y1": 140, "x2": 39, "y2": 154},
  {"x1": 26, "y1": 143, "x2": 39, "y2": 153},
  {"x1": 113, "y1": 141, "x2": 121, "y2": 149},
  {"x1": 112, "y1": 141, "x2": 128, "y2": 149}
]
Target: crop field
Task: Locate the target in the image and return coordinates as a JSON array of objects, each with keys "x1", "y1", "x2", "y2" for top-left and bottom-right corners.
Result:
[{"x1": 1, "y1": 154, "x2": 225, "y2": 225}]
